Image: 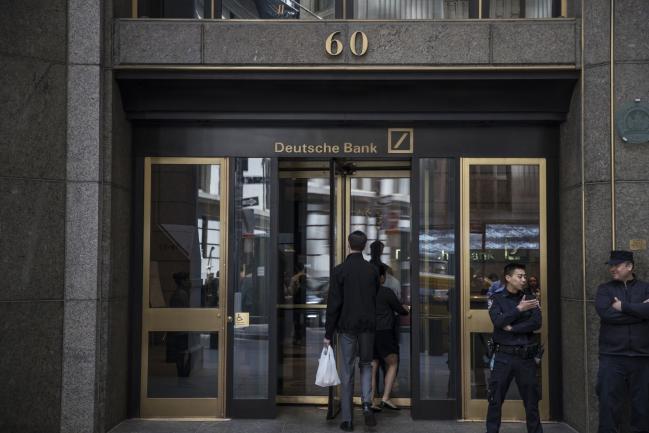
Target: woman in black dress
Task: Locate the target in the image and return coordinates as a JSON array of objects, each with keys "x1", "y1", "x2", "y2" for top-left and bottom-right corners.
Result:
[{"x1": 371, "y1": 264, "x2": 410, "y2": 410}]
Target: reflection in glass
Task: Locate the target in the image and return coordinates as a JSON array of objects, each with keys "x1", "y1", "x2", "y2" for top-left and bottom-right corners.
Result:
[
  {"x1": 469, "y1": 165, "x2": 540, "y2": 310},
  {"x1": 232, "y1": 158, "x2": 271, "y2": 399},
  {"x1": 468, "y1": 163, "x2": 544, "y2": 403},
  {"x1": 486, "y1": 0, "x2": 552, "y2": 18},
  {"x1": 349, "y1": 176, "x2": 411, "y2": 398},
  {"x1": 147, "y1": 331, "x2": 218, "y2": 398},
  {"x1": 223, "y1": 0, "x2": 334, "y2": 19},
  {"x1": 419, "y1": 159, "x2": 456, "y2": 400},
  {"x1": 149, "y1": 164, "x2": 222, "y2": 309},
  {"x1": 137, "y1": 0, "x2": 211, "y2": 18},
  {"x1": 277, "y1": 174, "x2": 330, "y2": 396},
  {"x1": 354, "y1": 0, "x2": 469, "y2": 19}
]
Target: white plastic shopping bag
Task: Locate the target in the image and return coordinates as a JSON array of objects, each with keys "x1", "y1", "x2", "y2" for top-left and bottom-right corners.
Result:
[{"x1": 315, "y1": 345, "x2": 341, "y2": 387}]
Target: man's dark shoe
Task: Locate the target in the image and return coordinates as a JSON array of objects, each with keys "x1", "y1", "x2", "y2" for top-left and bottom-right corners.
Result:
[
  {"x1": 362, "y1": 403, "x2": 377, "y2": 427},
  {"x1": 339, "y1": 421, "x2": 354, "y2": 431}
]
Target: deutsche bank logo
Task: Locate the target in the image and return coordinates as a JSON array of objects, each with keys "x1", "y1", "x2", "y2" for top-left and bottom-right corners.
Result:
[{"x1": 388, "y1": 128, "x2": 414, "y2": 153}]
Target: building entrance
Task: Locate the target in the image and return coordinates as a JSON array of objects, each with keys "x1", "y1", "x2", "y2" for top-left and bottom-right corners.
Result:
[
  {"x1": 134, "y1": 155, "x2": 555, "y2": 421},
  {"x1": 276, "y1": 159, "x2": 412, "y2": 406}
]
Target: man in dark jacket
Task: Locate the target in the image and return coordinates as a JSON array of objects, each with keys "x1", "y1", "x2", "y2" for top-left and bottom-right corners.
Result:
[
  {"x1": 595, "y1": 250, "x2": 649, "y2": 433},
  {"x1": 486, "y1": 263, "x2": 542, "y2": 433},
  {"x1": 324, "y1": 230, "x2": 380, "y2": 431}
]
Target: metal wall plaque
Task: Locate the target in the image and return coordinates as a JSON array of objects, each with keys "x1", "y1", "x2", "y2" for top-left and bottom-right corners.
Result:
[
  {"x1": 616, "y1": 99, "x2": 649, "y2": 144},
  {"x1": 629, "y1": 239, "x2": 647, "y2": 251}
]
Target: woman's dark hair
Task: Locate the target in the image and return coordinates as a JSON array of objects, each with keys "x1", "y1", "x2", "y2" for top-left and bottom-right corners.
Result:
[
  {"x1": 378, "y1": 263, "x2": 388, "y2": 279},
  {"x1": 369, "y1": 240, "x2": 384, "y2": 267},
  {"x1": 348, "y1": 230, "x2": 368, "y2": 251}
]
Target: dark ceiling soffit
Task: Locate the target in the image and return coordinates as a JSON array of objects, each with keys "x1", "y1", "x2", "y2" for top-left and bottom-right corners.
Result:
[{"x1": 116, "y1": 70, "x2": 578, "y2": 122}]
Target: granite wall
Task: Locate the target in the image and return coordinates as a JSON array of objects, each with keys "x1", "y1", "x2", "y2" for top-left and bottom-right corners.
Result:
[
  {"x1": 113, "y1": 19, "x2": 578, "y2": 66},
  {"x1": 560, "y1": 1, "x2": 649, "y2": 433},
  {"x1": 0, "y1": 1, "x2": 68, "y2": 432},
  {"x1": 0, "y1": 0, "x2": 132, "y2": 432}
]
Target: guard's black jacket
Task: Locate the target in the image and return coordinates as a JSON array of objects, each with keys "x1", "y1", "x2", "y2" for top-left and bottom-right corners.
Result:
[
  {"x1": 325, "y1": 253, "x2": 380, "y2": 340},
  {"x1": 595, "y1": 276, "x2": 649, "y2": 356},
  {"x1": 489, "y1": 289, "x2": 541, "y2": 346}
]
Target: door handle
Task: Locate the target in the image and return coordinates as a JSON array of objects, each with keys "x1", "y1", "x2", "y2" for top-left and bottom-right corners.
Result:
[{"x1": 227, "y1": 315, "x2": 234, "y2": 323}]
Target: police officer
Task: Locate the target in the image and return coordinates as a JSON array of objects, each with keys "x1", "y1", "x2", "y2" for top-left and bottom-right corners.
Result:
[
  {"x1": 486, "y1": 263, "x2": 542, "y2": 433},
  {"x1": 595, "y1": 250, "x2": 649, "y2": 433}
]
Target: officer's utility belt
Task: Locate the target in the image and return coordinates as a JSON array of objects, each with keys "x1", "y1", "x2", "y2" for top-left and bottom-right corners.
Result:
[{"x1": 495, "y1": 343, "x2": 539, "y2": 359}]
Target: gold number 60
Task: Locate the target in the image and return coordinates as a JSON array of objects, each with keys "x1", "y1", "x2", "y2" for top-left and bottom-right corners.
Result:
[
  {"x1": 325, "y1": 31, "x2": 344, "y2": 56},
  {"x1": 325, "y1": 31, "x2": 368, "y2": 57}
]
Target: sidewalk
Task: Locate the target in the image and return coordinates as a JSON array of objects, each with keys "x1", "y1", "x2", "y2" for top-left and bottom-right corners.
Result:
[{"x1": 110, "y1": 406, "x2": 578, "y2": 433}]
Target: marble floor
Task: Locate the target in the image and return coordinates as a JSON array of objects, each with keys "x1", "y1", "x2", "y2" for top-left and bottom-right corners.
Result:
[{"x1": 110, "y1": 406, "x2": 578, "y2": 433}]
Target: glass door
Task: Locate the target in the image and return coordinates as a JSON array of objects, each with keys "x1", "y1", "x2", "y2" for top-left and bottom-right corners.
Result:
[
  {"x1": 460, "y1": 158, "x2": 549, "y2": 420},
  {"x1": 276, "y1": 162, "x2": 332, "y2": 403},
  {"x1": 276, "y1": 160, "x2": 412, "y2": 406},
  {"x1": 345, "y1": 170, "x2": 412, "y2": 407},
  {"x1": 141, "y1": 157, "x2": 229, "y2": 417}
]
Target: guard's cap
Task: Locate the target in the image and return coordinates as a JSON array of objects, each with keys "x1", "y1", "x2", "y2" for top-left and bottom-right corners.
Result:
[{"x1": 606, "y1": 250, "x2": 634, "y2": 265}]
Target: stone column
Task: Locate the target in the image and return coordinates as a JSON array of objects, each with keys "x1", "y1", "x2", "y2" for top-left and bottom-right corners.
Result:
[
  {"x1": 60, "y1": 0, "x2": 103, "y2": 431},
  {"x1": 0, "y1": 1, "x2": 68, "y2": 433},
  {"x1": 562, "y1": 2, "x2": 649, "y2": 433}
]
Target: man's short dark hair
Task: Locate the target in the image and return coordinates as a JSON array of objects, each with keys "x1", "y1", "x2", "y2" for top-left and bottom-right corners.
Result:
[
  {"x1": 503, "y1": 263, "x2": 526, "y2": 278},
  {"x1": 348, "y1": 230, "x2": 368, "y2": 251}
]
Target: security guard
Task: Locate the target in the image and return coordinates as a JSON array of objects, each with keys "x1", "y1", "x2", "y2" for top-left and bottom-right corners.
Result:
[
  {"x1": 486, "y1": 263, "x2": 542, "y2": 433},
  {"x1": 595, "y1": 250, "x2": 649, "y2": 433}
]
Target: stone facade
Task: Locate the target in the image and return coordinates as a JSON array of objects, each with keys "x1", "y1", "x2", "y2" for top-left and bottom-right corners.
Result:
[
  {"x1": 558, "y1": 1, "x2": 649, "y2": 433},
  {"x1": 1, "y1": 0, "x2": 648, "y2": 432},
  {"x1": 0, "y1": 0, "x2": 131, "y2": 432}
]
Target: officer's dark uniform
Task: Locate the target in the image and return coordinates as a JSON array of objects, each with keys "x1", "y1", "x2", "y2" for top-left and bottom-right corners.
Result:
[
  {"x1": 595, "y1": 274, "x2": 649, "y2": 433},
  {"x1": 487, "y1": 289, "x2": 542, "y2": 433}
]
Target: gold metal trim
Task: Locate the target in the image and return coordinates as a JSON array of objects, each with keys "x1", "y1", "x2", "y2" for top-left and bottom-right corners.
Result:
[
  {"x1": 561, "y1": 0, "x2": 568, "y2": 17},
  {"x1": 121, "y1": 17, "x2": 574, "y2": 22},
  {"x1": 355, "y1": 397, "x2": 411, "y2": 407},
  {"x1": 131, "y1": 0, "x2": 137, "y2": 18},
  {"x1": 460, "y1": 158, "x2": 549, "y2": 421},
  {"x1": 141, "y1": 157, "x2": 229, "y2": 418},
  {"x1": 610, "y1": 0, "x2": 616, "y2": 249},
  {"x1": 276, "y1": 396, "x2": 412, "y2": 407},
  {"x1": 580, "y1": 0, "x2": 590, "y2": 428},
  {"x1": 276, "y1": 396, "x2": 329, "y2": 405},
  {"x1": 344, "y1": 176, "x2": 351, "y2": 250},
  {"x1": 114, "y1": 64, "x2": 578, "y2": 72},
  {"x1": 277, "y1": 304, "x2": 327, "y2": 309}
]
